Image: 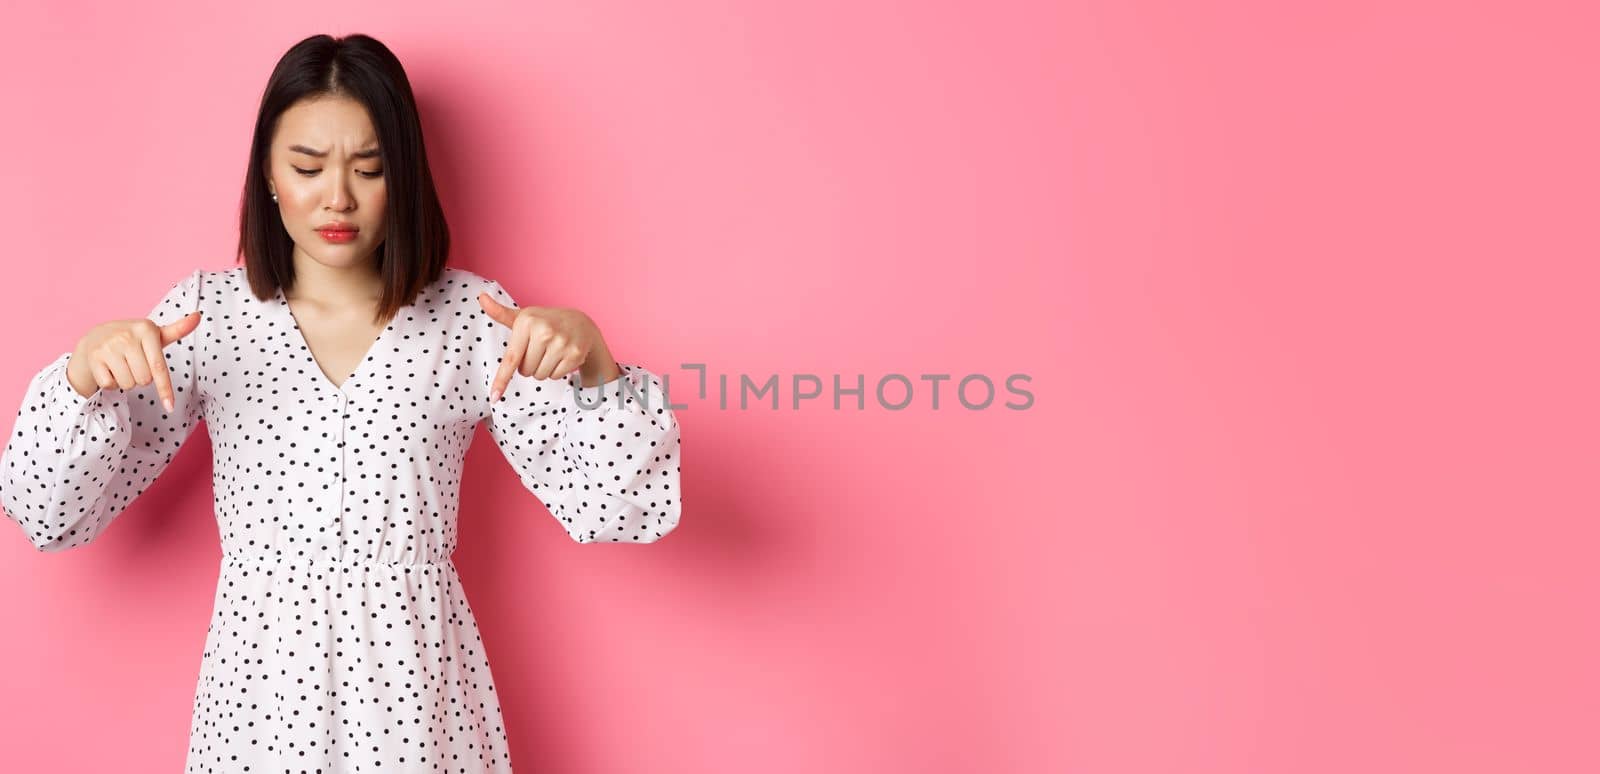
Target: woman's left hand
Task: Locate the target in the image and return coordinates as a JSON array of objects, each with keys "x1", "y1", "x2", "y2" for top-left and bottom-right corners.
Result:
[{"x1": 478, "y1": 292, "x2": 620, "y2": 401}]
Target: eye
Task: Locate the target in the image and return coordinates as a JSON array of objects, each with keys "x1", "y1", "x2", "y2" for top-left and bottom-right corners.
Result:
[{"x1": 291, "y1": 166, "x2": 384, "y2": 179}]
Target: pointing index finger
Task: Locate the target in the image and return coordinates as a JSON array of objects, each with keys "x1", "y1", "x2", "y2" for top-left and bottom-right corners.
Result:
[
  {"x1": 490, "y1": 318, "x2": 529, "y2": 402},
  {"x1": 140, "y1": 326, "x2": 175, "y2": 413}
]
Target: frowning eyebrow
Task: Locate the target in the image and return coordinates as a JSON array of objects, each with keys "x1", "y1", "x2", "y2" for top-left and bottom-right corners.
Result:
[{"x1": 288, "y1": 144, "x2": 381, "y2": 159}]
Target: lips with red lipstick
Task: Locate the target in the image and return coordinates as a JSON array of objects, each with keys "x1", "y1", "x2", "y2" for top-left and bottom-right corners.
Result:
[{"x1": 315, "y1": 221, "x2": 360, "y2": 243}]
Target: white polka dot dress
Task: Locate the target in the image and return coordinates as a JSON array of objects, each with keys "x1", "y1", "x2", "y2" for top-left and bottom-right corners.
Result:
[{"x1": 0, "y1": 265, "x2": 683, "y2": 772}]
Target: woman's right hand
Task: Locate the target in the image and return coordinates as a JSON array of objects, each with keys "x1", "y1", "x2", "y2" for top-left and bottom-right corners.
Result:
[{"x1": 64, "y1": 311, "x2": 204, "y2": 412}]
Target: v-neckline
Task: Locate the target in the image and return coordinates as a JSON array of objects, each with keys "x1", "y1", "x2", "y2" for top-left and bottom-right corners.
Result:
[{"x1": 274, "y1": 286, "x2": 396, "y2": 396}]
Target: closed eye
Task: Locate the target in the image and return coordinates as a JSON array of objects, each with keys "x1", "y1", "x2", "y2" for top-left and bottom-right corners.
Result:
[{"x1": 292, "y1": 166, "x2": 383, "y2": 179}]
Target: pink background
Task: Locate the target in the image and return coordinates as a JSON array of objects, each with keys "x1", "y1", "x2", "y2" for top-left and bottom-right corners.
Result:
[{"x1": 2, "y1": 1, "x2": 1596, "y2": 772}]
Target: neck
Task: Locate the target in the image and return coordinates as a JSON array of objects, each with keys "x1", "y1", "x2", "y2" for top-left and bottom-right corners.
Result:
[{"x1": 286, "y1": 250, "x2": 384, "y2": 305}]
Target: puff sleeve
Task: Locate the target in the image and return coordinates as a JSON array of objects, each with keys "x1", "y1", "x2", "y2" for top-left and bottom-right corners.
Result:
[
  {"x1": 0, "y1": 268, "x2": 206, "y2": 552},
  {"x1": 473, "y1": 279, "x2": 682, "y2": 543}
]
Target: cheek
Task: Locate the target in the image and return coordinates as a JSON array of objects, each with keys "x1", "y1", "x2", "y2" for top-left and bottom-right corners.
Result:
[
  {"x1": 368, "y1": 189, "x2": 388, "y2": 226},
  {"x1": 278, "y1": 182, "x2": 316, "y2": 210}
]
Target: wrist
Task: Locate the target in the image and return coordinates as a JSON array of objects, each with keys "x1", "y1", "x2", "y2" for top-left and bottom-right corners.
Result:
[
  {"x1": 64, "y1": 355, "x2": 98, "y2": 399},
  {"x1": 576, "y1": 345, "x2": 621, "y2": 388}
]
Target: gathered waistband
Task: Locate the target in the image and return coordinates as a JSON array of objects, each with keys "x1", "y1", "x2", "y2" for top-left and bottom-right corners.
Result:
[{"x1": 221, "y1": 552, "x2": 455, "y2": 569}]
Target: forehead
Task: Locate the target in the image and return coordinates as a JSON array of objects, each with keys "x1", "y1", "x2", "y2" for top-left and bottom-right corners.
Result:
[{"x1": 273, "y1": 96, "x2": 377, "y2": 149}]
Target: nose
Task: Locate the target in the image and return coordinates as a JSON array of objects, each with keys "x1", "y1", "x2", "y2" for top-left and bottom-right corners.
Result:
[{"x1": 325, "y1": 167, "x2": 356, "y2": 212}]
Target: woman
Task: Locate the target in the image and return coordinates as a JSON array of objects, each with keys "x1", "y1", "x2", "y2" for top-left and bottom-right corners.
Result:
[{"x1": 0, "y1": 33, "x2": 682, "y2": 772}]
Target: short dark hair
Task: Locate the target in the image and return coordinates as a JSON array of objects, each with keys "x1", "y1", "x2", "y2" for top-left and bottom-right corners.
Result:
[{"x1": 237, "y1": 33, "x2": 450, "y2": 323}]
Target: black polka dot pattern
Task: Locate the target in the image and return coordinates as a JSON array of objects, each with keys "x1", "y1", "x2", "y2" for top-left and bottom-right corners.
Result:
[{"x1": 0, "y1": 265, "x2": 683, "y2": 772}]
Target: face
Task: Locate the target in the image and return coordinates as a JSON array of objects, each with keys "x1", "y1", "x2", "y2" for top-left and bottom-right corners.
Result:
[{"x1": 264, "y1": 95, "x2": 387, "y2": 273}]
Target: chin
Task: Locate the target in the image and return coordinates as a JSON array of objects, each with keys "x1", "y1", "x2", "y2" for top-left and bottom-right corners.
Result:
[{"x1": 302, "y1": 245, "x2": 379, "y2": 267}]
